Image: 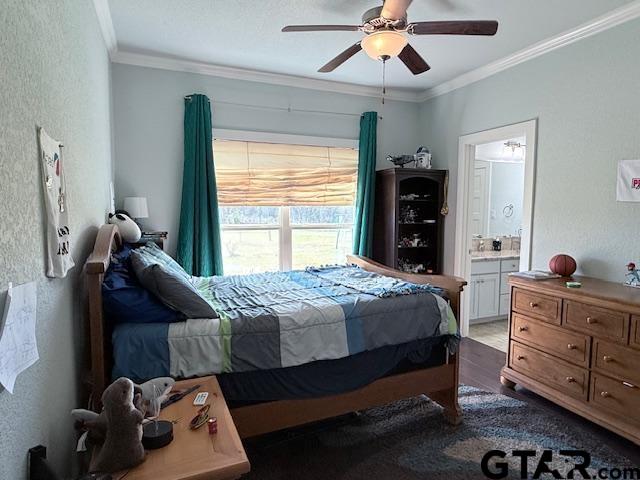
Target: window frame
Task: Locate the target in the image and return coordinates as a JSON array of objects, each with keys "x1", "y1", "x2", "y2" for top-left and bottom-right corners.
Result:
[
  {"x1": 219, "y1": 204, "x2": 355, "y2": 272},
  {"x1": 215, "y1": 130, "x2": 358, "y2": 273}
]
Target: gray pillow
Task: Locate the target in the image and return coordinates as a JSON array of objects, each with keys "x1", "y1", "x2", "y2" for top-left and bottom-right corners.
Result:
[
  {"x1": 130, "y1": 251, "x2": 217, "y2": 319},
  {"x1": 136, "y1": 242, "x2": 191, "y2": 281}
]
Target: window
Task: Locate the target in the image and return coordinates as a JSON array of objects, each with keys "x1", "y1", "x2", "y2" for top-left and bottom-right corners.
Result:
[{"x1": 215, "y1": 136, "x2": 358, "y2": 275}]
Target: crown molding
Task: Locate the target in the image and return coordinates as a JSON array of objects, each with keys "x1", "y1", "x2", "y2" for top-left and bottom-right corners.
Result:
[
  {"x1": 111, "y1": 50, "x2": 423, "y2": 103},
  {"x1": 418, "y1": 0, "x2": 640, "y2": 102},
  {"x1": 92, "y1": 0, "x2": 118, "y2": 58},
  {"x1": 98, "y1": 0, "x2": 640, "y2": 104}
]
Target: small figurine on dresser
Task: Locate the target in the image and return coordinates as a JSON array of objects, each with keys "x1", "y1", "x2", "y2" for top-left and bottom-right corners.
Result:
[{"x1": 625, "y1": 262, "x2": 640, "y2": 288}]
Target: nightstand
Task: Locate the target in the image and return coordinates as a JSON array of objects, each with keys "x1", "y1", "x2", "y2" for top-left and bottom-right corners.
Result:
[
  {"x1": 131, "y1": 231, "x2": 168, "y2": 251},
  {"x1": 115, "y1": 376, "x2": 250, "y2": 480}
]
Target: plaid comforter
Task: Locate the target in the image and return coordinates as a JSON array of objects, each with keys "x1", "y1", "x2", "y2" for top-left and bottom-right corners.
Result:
[{"x1": 165, "y1": 265, "x2": 457, "y2": 376}]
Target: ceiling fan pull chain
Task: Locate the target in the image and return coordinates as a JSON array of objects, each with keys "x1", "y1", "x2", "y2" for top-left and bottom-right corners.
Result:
[{"x1": 382, "y1": 58, "x2": 386, "y2": 105}]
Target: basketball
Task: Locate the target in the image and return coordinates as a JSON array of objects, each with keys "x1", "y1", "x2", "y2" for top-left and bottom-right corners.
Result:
[{"x1": 549, "y1": 254, "x2": 577, "y2": 277}]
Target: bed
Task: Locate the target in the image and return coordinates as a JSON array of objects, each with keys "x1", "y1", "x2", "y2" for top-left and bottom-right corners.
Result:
[{"x1": 86, "y1": 224, "x2": 466, "y2": 438}]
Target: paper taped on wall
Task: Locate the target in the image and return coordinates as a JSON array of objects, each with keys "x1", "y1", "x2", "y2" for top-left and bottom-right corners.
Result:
[
  {"x1": 0, "y1": 281, "x2": 39, "y2": 393},
  {"x1": 616, "y1": 159, "x2": 640, "y2": 202}
]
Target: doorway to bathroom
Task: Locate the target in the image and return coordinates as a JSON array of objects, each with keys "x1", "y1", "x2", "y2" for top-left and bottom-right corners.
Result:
[{"x1": 454, "y1": 120, "x2": 537, "y2": 352}]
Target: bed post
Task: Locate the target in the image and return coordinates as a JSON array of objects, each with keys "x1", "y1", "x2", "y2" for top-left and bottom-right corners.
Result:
[
  {"x1": 85, "y1": 224, "x2": 122, "y2": 408},
  {"x1": 347, "y1": 255, "x2": 466, "y2": 425}
]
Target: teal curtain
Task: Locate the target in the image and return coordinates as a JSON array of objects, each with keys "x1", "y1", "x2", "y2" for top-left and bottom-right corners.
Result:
[
  {"x1": 352, "y1": 111, "x2": 378, "y2": 257},
  {"x1": 176, "y1": 94, "x2": 224, "y2": 276}
]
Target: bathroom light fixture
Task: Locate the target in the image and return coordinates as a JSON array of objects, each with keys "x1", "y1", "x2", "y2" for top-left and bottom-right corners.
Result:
[{"x1": 504, "y1": 140, "x2": 526, "y2": 153}]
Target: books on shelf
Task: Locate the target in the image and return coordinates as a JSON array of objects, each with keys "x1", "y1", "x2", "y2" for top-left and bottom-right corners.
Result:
[
  {"x1": 510, "y1": 270, "x2": 561, "y2": 281},
  {"x1": 141, "y1": 231, "x2": 168, "y2": 240}
]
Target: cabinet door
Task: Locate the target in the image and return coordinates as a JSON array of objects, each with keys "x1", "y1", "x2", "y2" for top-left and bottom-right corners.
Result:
[
  {"x1": 469, "y1": 277, "x2": 480, "y2": 320},
  {"x1": 476, "y1": 273, "x2": 500, "y2": 318},
  {"x1": 499, "y1": 293, "x2": 510, "y2": 316}
]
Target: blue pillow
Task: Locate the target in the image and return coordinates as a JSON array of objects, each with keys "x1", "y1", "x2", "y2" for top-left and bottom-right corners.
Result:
[{"x1": 102, "y1": 245, "x2": 184, "y2": 324}]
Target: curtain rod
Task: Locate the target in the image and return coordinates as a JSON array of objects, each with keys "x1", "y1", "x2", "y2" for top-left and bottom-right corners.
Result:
[{"x1": 184, "y1": 96, "x2": 383, "y2": 120}]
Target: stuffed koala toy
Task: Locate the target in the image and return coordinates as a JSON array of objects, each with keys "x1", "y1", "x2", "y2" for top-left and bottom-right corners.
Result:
[
  {"x1": 72, "y1": 377, "x2": 174, "y2": 446},
  {"x1": 90, "y1": 377, "x2": 145, "y2": 473},
  {"x1": 108, "y1": 211, "x2": 141, "y2": 243}
]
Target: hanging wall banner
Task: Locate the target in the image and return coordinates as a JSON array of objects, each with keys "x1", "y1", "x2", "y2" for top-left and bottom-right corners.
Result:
[
  {"x1": 38, "y1": 128, "x2": 74, "y2": 278},
  {"x1": 617, "y1": 159, "x2": 640, "y2": 202}
]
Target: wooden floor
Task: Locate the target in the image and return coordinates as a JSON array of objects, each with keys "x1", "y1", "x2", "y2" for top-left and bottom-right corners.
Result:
[{"x1": 460, "y1": 337, "x2": 640, "y2": 464}]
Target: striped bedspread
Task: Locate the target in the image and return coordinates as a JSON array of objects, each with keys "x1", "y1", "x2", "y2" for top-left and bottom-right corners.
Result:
[{"x1": 157, "y1": 265, "x2": 457, "y2": 377}]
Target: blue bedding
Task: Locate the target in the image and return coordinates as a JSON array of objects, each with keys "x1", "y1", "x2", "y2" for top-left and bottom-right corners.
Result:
[{"x1": 112, "y1": 265, "x2": 458, "y2": 380}]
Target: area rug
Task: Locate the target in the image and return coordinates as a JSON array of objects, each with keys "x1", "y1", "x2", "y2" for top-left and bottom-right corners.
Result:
[{"x1": 243, "y1": 386, "x2": 637, "y2": 479}]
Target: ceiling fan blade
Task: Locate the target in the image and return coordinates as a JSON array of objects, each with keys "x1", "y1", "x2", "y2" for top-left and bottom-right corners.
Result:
[
  {"x1": 318, "y1": 43, "x2": 362, "y2": 72},
  {"x1": 282, "y1": 25, "x2": 361, "y2": 32},
  {"x1": 381, "y1": 0, "x2": 413, "y2": 21},
  {"x1": 398, "y1": 44, "x2": 430, "y2": 75},
  {"x1": 409, "y1": 20, "x2": 499, "y2": 36}
]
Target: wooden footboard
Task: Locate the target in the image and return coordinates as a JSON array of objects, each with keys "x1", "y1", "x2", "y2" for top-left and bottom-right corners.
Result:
[{"x1": 231, "y1": 256, "x2": 467, "y2": 437}]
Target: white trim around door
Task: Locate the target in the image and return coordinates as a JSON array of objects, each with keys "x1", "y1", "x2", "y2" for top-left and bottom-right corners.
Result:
[{"x1": 454, "y1": 119, "x2": 538, "y2": 337}]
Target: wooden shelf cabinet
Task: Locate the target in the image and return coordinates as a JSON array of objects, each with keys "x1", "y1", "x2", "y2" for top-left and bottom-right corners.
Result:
[
  {"x1": 372, "y1": 168, "x2": 447, "y2": 274},
  {"x1": 501, "y1": 275, "x2": 640, "y2": 445}
]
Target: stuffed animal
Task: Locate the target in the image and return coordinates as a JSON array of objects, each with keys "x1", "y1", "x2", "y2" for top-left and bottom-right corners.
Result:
[
  {"x1": 108, "y1": 211, "x2": 141, "y2": 243},
  {"x1": 135, "y1": 377, "x2": 175, "y2": 418},
  {"x1": 90, "y1": 377, "x2": 145, "y2": 473},
  {"x1": 72, "y1": 377, "x2": 175, "y2": 446}
]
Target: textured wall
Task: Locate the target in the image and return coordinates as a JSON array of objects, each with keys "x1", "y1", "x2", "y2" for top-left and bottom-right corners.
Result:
[
  {"x1": 419, "y1": 19, "x2": 640, "y2": 281},
  {"x1": 112, "y1": 64, "x2": 422, "y2": 254},
  {"x1": 0, "y1": 1, "x2": 113, "y2": 478}
]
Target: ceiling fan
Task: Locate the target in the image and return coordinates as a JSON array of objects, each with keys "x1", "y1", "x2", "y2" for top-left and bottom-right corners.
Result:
[{"x1": 282, "y1": 0, "x2": 498, "y2": 75}]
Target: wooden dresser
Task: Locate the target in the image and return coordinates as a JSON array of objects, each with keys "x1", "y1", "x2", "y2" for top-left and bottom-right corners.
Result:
[{"x1": 500, "y1": 275, "x2": 640, "y2": 444}]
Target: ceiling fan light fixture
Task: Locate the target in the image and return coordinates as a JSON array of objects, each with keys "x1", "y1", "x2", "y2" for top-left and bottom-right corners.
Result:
[{"x1": 361, "y1": 30, "x2": 408, "y2": 60}]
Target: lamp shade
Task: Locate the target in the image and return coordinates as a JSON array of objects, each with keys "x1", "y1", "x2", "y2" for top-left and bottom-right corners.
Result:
[
  {"x1": 361, "y1": 30, "x2": 408, "y2": 60},
  {"x1": 123, "y1": 197, "x2": 149, "y2": 219}
]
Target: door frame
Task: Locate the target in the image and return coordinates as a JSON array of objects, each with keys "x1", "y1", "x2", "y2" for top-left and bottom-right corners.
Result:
[{"x1": 454, "y1": 119, "x2": 538, "y2": 337}]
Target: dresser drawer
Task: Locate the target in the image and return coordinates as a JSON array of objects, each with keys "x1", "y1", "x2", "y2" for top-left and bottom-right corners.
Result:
[
  {"x1": 632, "y1": 316, "x2": 640, "y2": 350},
  {"x1": 512, "y1": 288, "x2": 561, "y2": 324},
  {"x1": 593, "y1": 339, "x2": 640, "y2": 385},
  {"x1": 563, "y1": 301, "x2": 629, "y2": 343},
  {"x1": 509, "y1": 342, "x2": 587, "y2": 399},
  {"x1": 511, "y1": 314, "x2": 590, "y2": 367},
  {"x1": 590, "y1": 374, "x2": 640, "y2": 424}
]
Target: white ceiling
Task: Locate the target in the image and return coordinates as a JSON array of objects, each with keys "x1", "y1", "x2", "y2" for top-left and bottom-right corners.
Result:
[{"x1": 107, "y1": 0, "x2": 635, "y2": 92}]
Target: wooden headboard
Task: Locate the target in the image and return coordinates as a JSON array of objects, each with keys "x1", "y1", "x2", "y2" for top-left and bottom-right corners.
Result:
[
  {"x1": 85, "y1": 224, "x2": 122, "y2": 407},
  {"x1": 84, "y1": 225, "x2": 466, "y2": 406}
]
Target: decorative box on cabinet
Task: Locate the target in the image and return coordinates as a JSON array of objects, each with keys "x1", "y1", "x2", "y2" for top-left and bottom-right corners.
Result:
[
  {"x1": 372, "y1": 168, "x2": 447, "y2": 274},
  {"x1": 501, "y1": 275, "x2": 640, "y2": 445}
]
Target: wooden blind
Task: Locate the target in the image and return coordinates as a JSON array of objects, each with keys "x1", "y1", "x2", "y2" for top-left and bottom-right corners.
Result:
[{"x1": 213, "y1": 139, "x2": 358, "y2": 206}]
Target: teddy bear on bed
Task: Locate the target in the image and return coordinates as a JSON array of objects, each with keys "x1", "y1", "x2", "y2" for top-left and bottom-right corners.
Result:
[{"x1": 108, "y1": 210, "x2": 142, "y2": 243}]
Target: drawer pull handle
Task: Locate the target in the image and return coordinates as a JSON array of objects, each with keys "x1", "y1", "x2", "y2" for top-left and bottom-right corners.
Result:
[
  {"x1": 518, "y1": 326, "x2": 528, "y2": 332},
  {"x1": 529, "y1": 302, "x2": 538, "y2": 308},
  {"x1": 517, "y1": 355, "x2": 526, "y2": 361},
  {"x1": 586, "y1": 316, "x2": 597, "y2": 324},
  {"x1": 567, "y1": 344, "x2": 577, "y2": 350},
  {"x1": 622, "y1": 382, "x2": 637, "y2": 389},
  {"x1": 603, "y1": 355, "x2": 613, "y2": 363},
  {"x1": 600, "y1": 391, "x2": 611, "y2": 398},
  {"x1": 566, "y1": 376, "x2": 576, "y2": 383}
]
